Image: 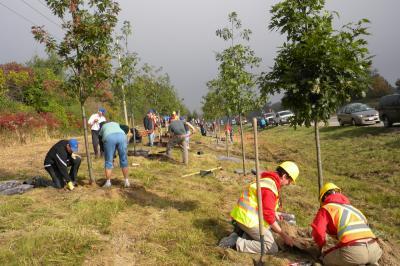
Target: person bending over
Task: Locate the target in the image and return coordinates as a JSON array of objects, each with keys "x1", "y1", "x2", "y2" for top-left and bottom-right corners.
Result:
[{"x1": 99, "y1": 122, "x2": 130, "y2": 188}]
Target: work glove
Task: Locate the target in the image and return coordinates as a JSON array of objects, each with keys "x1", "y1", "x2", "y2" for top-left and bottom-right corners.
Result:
[
  {"x1": 66, "y1": 181, "x2": 74, "y2": 191},
  {"x1": 71, "y1": 153, "x2": 81, "y2": 160}
]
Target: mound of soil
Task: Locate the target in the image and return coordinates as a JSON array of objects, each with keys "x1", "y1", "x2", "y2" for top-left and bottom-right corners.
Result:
[
  {"x1": 378, "y1": 239, "x2": 400, "y2": 266},
  {"x1": 278, "y1": 221, "x2": 321, "y2": 260}
]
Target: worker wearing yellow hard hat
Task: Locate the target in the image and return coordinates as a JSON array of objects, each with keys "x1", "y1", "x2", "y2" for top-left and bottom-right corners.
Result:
[
  {"x1": 219, "y1": 161, "x2": 299, "y2": 254},
  {"x1": 311, "y1": 182, "x2": 382, "y2": 266},
  {"x1": 170, "y1": 111, "x2": 179, "y2": 122}
]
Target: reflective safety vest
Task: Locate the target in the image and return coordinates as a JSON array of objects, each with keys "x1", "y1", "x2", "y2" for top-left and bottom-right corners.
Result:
[
  {"x1": 230, "y1": 178, "x2": 279, "y2": 228},
  {"x1": 322, "y1": 203, "x2": 375, "y2": 244}
]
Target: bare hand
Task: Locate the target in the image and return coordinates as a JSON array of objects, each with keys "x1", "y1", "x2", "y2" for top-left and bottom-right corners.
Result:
[
  {"x1": 281, "y1": 232, "x2": 294, "y2": 247},
  {"x1": 275, "y1": 212, "x2": 283, "y2": 221},
  {"x1": 71, "y1": 153, "x2": 81, "y2": 160}
]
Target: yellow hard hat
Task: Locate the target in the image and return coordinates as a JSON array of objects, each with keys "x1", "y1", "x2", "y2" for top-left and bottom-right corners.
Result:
[
  {"x1": 319, "y1": 182, "x2": 341, "y2": 203},
  {"x1": 279, "y1": 161, "x2": 299, "y2": 183},
  {"x1": 172, "y1": 111, "x2": 176, "y2": 115}
]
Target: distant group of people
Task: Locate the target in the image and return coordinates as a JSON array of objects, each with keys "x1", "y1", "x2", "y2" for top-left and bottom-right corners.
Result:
[{"x1": 43, "y1": 108, "x2": 198, "y2": 190}]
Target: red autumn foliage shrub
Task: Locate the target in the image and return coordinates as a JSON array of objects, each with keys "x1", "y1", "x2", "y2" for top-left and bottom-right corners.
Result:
[
  {"x1": 43, "y1": 79, "x2": 61, "y2": 92},
  {"x1": 0, "y1": 112, "x2": 60, "y2": 131},
  {"x1": 0, "y1": 62, "x2": 34, "y2": 77}
]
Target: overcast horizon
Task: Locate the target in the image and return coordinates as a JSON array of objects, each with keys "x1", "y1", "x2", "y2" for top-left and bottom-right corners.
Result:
[{"x1": 1, "y1": 0, "x2": 399, "y2": 112}]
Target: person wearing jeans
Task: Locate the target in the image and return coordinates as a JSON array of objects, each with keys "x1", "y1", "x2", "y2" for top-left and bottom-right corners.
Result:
[
  {"x1": 99, "y1": 122, "x2": 129, "y2": 188},
  {"x1": 143, "y1": 110, "x2": 156, "y2": 146}
]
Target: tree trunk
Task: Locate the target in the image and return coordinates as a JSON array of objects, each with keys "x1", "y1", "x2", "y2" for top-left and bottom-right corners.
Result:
[
  {"x1": 314, "y1": 118, "x2": 323, "y2": 192},
  {"x1": 131, "y1": 112, "x2": 136, "y2": 153},
  {"x1": 117, "y1": 41, "x2": 129, "y2": 126},
  {"x1": 239, "y1": 115, "x2": 246, "y2": 175},
  {"x1": 80, "y1": 102, "x2": 94, "y2": 183},
  {"x1": 216, "y1": 120, "x2": 219, "y2": 145},
  {"x1": 225, "y1": 130, "x2": 229, "y2": 157},
  {"x1": 122, "y1": 87, "x2": 128, "y2": 126}
]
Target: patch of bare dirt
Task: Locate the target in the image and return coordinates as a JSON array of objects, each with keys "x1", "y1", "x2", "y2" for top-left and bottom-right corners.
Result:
[
  {"x1": 277, "y1": 221, "x2": 321, "y2": 261},
  {"x1": 378, "y1": 239, "x2": 400, "y2": 266}
]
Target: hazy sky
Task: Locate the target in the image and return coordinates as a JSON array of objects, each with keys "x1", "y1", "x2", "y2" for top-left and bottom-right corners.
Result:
[{"x1": 1, "y1": 0, "x2": 399, "y2": 111}]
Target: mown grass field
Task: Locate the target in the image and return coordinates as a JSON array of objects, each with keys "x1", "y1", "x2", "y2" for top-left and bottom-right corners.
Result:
[{"x1": 0, "y1": 124, "x2": 399, "y2": 265}]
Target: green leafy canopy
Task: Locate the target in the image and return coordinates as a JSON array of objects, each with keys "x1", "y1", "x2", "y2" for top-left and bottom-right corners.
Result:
[
  {"x1": 260, "y1": 0, "x2": 372, "y2": 127},
  {"x1": 32, "y1": 0, "x2": 120, "y2": 104},
  {"x1": 207, "y1": 12, "x2": 265, "y2": 117}
]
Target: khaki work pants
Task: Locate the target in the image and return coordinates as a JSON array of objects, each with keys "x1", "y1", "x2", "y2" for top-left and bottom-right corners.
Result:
[
  {"x1": 323, "y1": 241, "x2": 382, "y2": 266},
  {"x1": 166, "y1": 135, "x2": 188, "y2": 165},
  {"x1": 235, "y1": 222, "x2": 278, "y2": 254}
]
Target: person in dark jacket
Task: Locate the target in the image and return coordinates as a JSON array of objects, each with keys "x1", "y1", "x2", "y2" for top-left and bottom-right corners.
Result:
[
  {"x1": 44, "y1": 139, "x2": 81, "y2": 190},
  {"x1": 143, "y1": 110, "x2": 156, "y2": 146}
]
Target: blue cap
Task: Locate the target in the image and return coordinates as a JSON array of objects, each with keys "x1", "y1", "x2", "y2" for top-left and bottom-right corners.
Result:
[
  {"x1": 98, "y1": 108, "x2": 106, "y2": 114},
  {"x1": 68, "y1": 139, "x2": 78, "y2": 152}
]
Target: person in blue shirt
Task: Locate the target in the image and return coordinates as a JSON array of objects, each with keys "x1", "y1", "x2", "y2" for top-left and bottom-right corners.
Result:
[
  {"x1": 260, "y1": 117, "x2": 267, "y2": 129},
  {"x1": 99, "y1": 122, "x2": 130, "y2": 188}
]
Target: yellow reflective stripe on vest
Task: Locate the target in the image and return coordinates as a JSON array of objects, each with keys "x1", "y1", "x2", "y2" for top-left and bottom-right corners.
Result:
[
  {"x1": 325, "y1": 203, "x2": 370, "y2": 240},
  {"x1": 242, "y1": 179, "x2": 279, "y2": 216},
  {"x1": 251, "y1": 178, "x2": 278, "y2": 196},
  {"x1": 238, "y1": 190, "x2": 258, "y2": 213},
  {"x1": 231, "y1": 177, "x2": 279, "y2": 228}
]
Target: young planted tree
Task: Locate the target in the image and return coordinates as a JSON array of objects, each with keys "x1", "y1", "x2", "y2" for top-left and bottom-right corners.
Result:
[
  {"x1": 214, "y1": 12, "x2": 265, "y2": 174},
  {"x1": 32, "y1": 0, "x2": 120, "y2": 183},
  {"x1": 202, "y1": 83, "x2": 226, "y2": 121},
  {"x1": 260, "y1": 0, "x2": 371, "y2": 190},
  {"x1": 202, "y1": 85, "x2": 226, "y2": 142},
  {"x1": 114, "y1": 20, "x2": 138, "y2": 126}
]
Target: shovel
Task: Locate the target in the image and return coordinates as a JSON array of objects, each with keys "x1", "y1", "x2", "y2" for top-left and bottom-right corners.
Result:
[{"x1": 181, "y1": 167, "x2": 222, "y2": 177}]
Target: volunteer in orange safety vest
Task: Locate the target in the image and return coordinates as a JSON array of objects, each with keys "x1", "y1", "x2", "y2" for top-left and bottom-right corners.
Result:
[
  {"x1": 311, "y1": 183, "x2": 382, "y2": 266},
  {"x1": 218, "y1": 161, "x2": 299, "y2": 254}
]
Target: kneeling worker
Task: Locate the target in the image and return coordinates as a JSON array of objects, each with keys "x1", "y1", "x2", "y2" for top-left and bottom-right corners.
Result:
[
  {"x1": 311, "y1": 183, "x2": 382, "y2": 266},
  {"x1": 44, "y1": 139, "x2": 81, "y2": 190},
  {"x1": 219, "y1": 161, "x2": 299, "y2": 254}
]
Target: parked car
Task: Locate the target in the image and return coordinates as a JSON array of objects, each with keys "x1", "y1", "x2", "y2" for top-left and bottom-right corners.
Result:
[
  {"x1": 275, "y1": 110, "x2": 294, "y2": 125},
  {"x1": 377, "y1": 94, "x2": 400, "y2": 127},
  {"x1": 263, "y1": 112, "x2": 277, "y2": 126},
  {"x1": 337, "y1": 103, "x2": 380, "y2": 126}
]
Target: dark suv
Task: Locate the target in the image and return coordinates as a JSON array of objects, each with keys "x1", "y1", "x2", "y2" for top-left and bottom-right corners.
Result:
[{"x1": 378, "y1": 94, "x2": 400, "y2": 127}]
